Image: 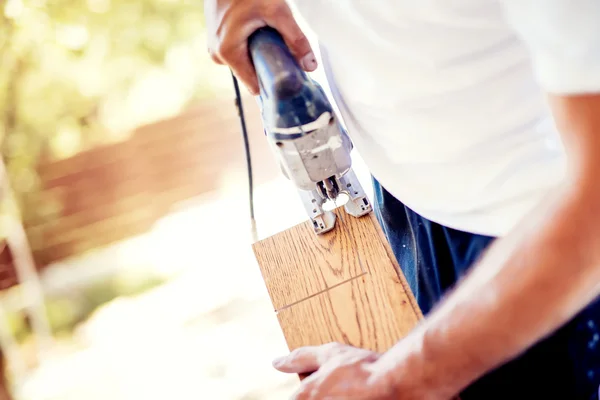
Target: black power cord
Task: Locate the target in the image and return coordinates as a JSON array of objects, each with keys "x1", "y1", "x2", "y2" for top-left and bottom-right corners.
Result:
[{"x1": 231, "y1": 72, "x2": 255, "y2": 222}]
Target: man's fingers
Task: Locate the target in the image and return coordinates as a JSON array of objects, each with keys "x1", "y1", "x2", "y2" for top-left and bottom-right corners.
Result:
[
  {"x1": 217, "y1": 37, "x2": 260, "y2": 94},
  {"x1": 208, "y1": 2, "x2": 315, "y2": 94},
  {"x1": 219, "y1": 42, "x2": 258, "y2": 94},
  {"x1": 227, "y1": 48, "x2": 259, "y2": 94},
  {"x1": 215, "y1": 17, "x2": 266, "y2": 95},
  {"x1": 209, "y1": 49, "x2": 224, "y2": 65},
  {"x1": 273, "y1": 343, "x2": 346, "y2": 373},
  {"x1": 265, "y1": 4, "x2": 318, "y2": 72}
]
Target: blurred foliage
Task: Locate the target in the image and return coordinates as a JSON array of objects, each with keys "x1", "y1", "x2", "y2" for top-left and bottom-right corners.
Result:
[
  {"x1": 7, "y1": 268, "x2": 167, "y2": 341},
  {"x1": 0, "y1": 0, "x2": 229, "y2": 230}
]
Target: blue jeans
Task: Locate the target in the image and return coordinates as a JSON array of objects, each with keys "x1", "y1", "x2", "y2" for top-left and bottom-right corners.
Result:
[{"x1": 372, "y1": 178, "x2": 600, "y2": 399}]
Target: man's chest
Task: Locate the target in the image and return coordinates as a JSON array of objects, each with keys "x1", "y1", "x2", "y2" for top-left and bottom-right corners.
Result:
[
  {"x1": 292, "y1": 0, "x2": 522, "y2": 86},
  {"x1": 289, "y1": 0, "x2": 542, "y2": 167},
  {"x1": 292, "y1": 0, "x2": 509, "y2": 35},
  {"x1": 292, "y1": 0, "x2": 526, "y2": 101}
]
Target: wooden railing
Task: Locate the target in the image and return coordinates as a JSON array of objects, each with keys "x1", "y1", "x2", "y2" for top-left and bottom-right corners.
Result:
[{"x1": 0, "y1": 94, "x2": 274, "y2": 280}]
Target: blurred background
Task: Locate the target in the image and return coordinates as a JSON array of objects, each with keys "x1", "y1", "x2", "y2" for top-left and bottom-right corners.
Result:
[{"x1": 0, "y1": 0, "x2": 372, "y2": 399}]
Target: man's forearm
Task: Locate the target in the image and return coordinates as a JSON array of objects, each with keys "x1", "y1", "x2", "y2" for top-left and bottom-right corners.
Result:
[{"x1": 375, "y1": 96, "x2": 600, "y2": 397}]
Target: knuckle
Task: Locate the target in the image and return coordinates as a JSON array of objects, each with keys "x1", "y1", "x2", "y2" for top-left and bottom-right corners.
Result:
[
  {"x1": 221, "y1": 34, "x2": 245, "y2": 58},
  {"x1": 321, "y1": 342, "x2": 344, "y2": 353},
  {"x1": 325, "y1": 342, "x2": 343, "y2": 350},
  {"x1": 285, "y1": 349, "x2": 301, "y2": 363},
  {"x1": 263, "y1": 1, "x2": 289, "y2": 18},
  {"x1": 289, "y1": 346, "x2": 307, "y2": 359},
  {"x1": 216, "y1": 42, "x2": 236, "y2": 63},
  {"x1": 320, "y1": 342, "x2": 336, "y2": 351},
  {"x1": 208, "y1": 48, "x2": 222, "y2": 64},
  {"x1": 215, "y1": 41, "x2": 228, "y2": 57}
]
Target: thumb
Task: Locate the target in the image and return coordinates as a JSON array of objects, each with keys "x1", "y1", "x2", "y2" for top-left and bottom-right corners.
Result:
[{"x1": 265, "y1": 5, "x2": 318, "y2": 72}]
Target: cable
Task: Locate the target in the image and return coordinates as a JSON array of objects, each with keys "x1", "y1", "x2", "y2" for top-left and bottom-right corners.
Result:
[{"x1": 231, "y1": 72, "x2": 257, "y2": 240}]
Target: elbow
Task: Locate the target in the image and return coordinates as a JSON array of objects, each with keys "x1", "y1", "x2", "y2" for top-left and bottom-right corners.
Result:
[
  {"x1": 547, "y1": 94, "x2": 600, "y2": 197},
  {"x1": 568, "y1": 155, "x2": 600, "y2": 205}
]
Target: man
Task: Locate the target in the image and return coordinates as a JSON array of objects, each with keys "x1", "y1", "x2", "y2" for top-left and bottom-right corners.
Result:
[{"x1": 206, "y1": 1, "x2": 600, "y2": 399}]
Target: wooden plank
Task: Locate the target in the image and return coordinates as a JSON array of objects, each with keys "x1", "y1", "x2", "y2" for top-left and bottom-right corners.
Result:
[
  {"x1": 276, "y1": 273, "x2": 420, "y2": 353},
  {"x1": 252, "y1": 208, "x2": 422, "y2": 355},
  {"x1": 253, "y1": 211, "x2": 366, "y2": 310}
]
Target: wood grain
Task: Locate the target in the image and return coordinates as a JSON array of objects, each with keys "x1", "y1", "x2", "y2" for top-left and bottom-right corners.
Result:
[
  {"x1": 252, "y1": 208, "x2": 422, "y2": 354},
  {"x1": 253, "y1": 210, "x2": 368, "y2": 310}
]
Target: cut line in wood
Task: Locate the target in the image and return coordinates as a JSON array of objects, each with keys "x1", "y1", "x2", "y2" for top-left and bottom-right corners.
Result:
[{"x1": 253, "y1": 208, "x2": 422, "y2": 354}]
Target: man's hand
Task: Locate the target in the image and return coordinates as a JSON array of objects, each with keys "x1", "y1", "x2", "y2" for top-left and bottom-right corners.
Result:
[
  {"x1": 273, "y1": 342, "x2": 414, "y2": 400},
  {"x1": 204, "y1": 0, "x2": 317, "y2": 95},
  {"x1": 273, "y1": 338, "x2": 453, "y2": 400}
]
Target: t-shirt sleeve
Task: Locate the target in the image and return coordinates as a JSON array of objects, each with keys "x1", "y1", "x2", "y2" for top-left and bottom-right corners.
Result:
[{"x1": 501, "y1": 0, "x2": 600, "y2": 94}]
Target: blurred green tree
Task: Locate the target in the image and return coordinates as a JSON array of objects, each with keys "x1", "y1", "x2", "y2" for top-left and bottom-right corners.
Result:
[{"x1": 0, "y1": 0, "x2": 227, "y2": 231}]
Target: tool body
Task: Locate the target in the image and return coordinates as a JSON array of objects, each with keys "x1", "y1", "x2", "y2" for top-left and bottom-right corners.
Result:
[{"x1": 248, "y1": 27, "x2": 372, "y2": 234}]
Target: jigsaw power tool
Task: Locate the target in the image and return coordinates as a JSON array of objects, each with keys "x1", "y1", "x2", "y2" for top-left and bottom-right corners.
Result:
[{"x1": 248, "y1": 27, "x2": 372, "y2": 234}]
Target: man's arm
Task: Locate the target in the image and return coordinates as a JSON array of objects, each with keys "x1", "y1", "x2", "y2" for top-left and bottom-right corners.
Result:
[
  {"x1": 380, "y1": 95, "x2": 600, "y2": 395},
  {"x1": 377, "y1": 2, "x2": 600, "y2": 396}
]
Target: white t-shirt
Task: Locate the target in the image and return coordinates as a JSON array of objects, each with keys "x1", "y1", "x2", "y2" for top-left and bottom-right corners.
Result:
[{"x1": 291, "y1": 0, "x2": 600, "y2": 237}]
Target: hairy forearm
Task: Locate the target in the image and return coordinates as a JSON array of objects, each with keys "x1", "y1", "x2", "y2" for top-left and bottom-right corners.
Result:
[
  {"x1": 419, "y1": 181, "x2": 600, "y2": 394},
  {"x1": 378, "y1": 95, "x2": 600, "y2": 397}
]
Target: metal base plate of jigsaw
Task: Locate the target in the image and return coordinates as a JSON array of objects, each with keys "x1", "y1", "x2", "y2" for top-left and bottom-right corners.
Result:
[{"x1": 299, "y1": 169, "x2": 372, "y2": 234}]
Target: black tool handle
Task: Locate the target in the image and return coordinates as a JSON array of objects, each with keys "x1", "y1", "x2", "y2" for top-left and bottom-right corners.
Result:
[
  {"x1": 248, "y1": 27, "x2": 306, "y2": 99},
  {"x1": 247, "y1": 27, "x2": 332, "y2": 135}
]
